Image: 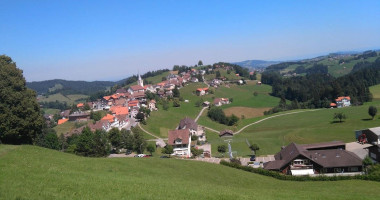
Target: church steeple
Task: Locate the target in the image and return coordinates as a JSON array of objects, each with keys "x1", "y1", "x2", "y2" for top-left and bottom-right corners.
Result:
[{"x1": 137, "y1": 74, "x2": 144, "y2": 87}]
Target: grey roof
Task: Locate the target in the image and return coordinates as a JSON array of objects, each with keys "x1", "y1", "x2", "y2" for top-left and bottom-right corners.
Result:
[
  {"x1": 369, "y1": 127, "x2": 380, "y2": 136},
  {"x1": 265, "y1": 142, "x2": 362, "y2": 170},
  {"x1": 178, "y1": 117, "x2": 198, "y2": 131}
]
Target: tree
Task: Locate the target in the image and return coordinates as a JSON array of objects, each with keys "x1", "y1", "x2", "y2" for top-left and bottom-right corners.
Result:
[
  {"x1": 173, "y1": 99, "x2": 180, "y2": 107},
  {"x1": 198, "y1": 60, "x2": 203, "y2": 66},
  {"x1": 249, "y1": 144, "x2": 260, "y2": 153},
  {"x1": 108, "y1": 128, "x2": 121, "y2": 150},
  {"x1": 253, "y1": 91, "x2": 258, "y2": 96},
  {"x1": 92, "y1": 129, "x2": 110, "y2": 157},
  {"x1": 217, "y1": 144, "x2": 227, "y2": 156},
  {"x1": 58, "y1": 133, "x2": 68, "y2": 151},
  {"x1": 333, "y1": 112, "x2": 346, "y2": 123},
  {"x1": 75, "y1": 127, "x2": 95, "y2": 157},
  {"x1": 136, "y1": 112, "x2": 145, "y2": 121},
  {"x1": 368, "y1": 106, "x2": 377, "y2": 120},
  {"x1": 162, "y1": 100, "x2": 169, "y2": 111},
  {"x1": 191, "y1": 147, "x2": 203, "y2": 157},
  {"x1": 132, "y1": 128, "x2": 147, "y2": 154},
  {"x1": 146, "y1": 143, "x2": 156, "y2": 156},
  {"x1": 173, "y1": 86, "x2": 180, "y2": 98},
  {"x1": 35, "y1": 128, "x2": 60, "y2": 150},
  {"x1": 0, "y1": 55, "x2": 44, "y2": 144},
  {"x1": 161, "y1": 144, "x2": 174, "y2": 156},
  {"x1": 83, "y1": 103, "x2": 91, "y2": 110},
  {"x1": 216, "y1": 71, "x2": 221, "y2": 79},
  {"x1": 90, "y1": 111, "x2": 102, "y2": 121}
]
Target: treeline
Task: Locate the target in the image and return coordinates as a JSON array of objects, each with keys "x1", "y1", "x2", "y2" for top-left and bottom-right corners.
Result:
[
  {"x1": 262, "y1": 58, "x2": 380, "y2": 108},
  {"x1": 27, "y1": 79, "x2": 115, "y2": 95},
  {"x1": 293, "y1": 64, "x2": 328, "y2": 75},
  {"x1": 207, "y1": 107, "x2": 239, "y2": 126},
  {"x1": 40, "y1": 100, "x2": 69, "y2": 110},
  {"x1": 213, "y1": 62, "x2": 250, "y2": 78}
]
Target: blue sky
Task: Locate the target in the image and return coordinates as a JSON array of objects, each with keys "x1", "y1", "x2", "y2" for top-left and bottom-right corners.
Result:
[{"x1": 1, "y1": 0, "x2": 380, "y2": 81}]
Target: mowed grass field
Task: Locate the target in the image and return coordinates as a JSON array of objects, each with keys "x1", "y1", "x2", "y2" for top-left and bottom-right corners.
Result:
[
  {"x1": 1, "y1": 145, "x2": 380, "y2": 200},
  {"x1": 38, "y1": 93, "x2": 88, "y2": 105}
]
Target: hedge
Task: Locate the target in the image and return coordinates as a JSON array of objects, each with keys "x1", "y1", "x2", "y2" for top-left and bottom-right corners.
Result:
[{"x1": 220, "y1": 160, "x2": 380, "y2": 182}]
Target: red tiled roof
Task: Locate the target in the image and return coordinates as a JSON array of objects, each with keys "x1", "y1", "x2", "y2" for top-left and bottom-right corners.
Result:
[
  {"x1": 101, "y1": 114, "x2": 114, "y2": 123},
  {"x1": 196, "y1": 88, "x2": 209, "y2": 92},
  {"x1": 168, "y1": 129, "x2": 190, "y2": 145},
  {"x1": 58, "y1": 118, "x2": 69, "y2": 125},
  {"x1": 110, "y1": 106, "x2": 129, "y2": 115},
  {"x1": 129, "y1": 85, "x2": 144, "y2": 91},
  {"x1": 103, "y1": 96, "x2": 111, "y2": 101},
  {"x1": 330, "y1": 103, "x2": 337, "y2": 107},
  {"x1": 77, "y1": 103, "x2": 84, "y2": 108},
  {"x1": 335, "y1": 96, "x2": 351, "y2": 102}
]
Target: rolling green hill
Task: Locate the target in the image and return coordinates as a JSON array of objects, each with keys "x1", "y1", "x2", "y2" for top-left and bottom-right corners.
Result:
[
  {"x1": 1, "y1": 145, "x2": 379, "y2": 200},
  {"x1": 266, "y1": 50, "x2": 380, "y2": 77}
]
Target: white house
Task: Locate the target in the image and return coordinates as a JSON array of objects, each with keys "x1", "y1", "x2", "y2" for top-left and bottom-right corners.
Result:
[
  {"x1": 168, "y1": 129, "x2": 191, "y2": 157},
  {"x1": 213, "y1": 98, "x2": 230, "y2": 107},
  {"x1": 335, "y1": 96, "x2": 351, "y2": 108},
  {"x1": 178, "y1": 117, "x2": 206, "y2": 142}
]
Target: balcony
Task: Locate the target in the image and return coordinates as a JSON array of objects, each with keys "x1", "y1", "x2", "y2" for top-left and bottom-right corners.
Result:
[{"x1": 290, "y1": 164, "x2": 314, "y2": 170}]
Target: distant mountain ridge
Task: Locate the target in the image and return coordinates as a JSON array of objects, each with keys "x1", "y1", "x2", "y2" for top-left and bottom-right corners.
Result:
[
  {"x1": 27, "y1": 79, "x2": 116, "y2": 95},
  {"x1": 233, "y1": 60, "x2": 282, "y2": 69}
]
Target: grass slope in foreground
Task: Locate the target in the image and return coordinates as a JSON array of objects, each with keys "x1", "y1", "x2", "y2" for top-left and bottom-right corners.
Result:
[{"x1": 1, "y1": 145, "x2": 380, "y2": 200}]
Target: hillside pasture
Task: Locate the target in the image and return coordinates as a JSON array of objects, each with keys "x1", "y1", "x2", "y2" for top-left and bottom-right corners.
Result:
[
  {"x1": 224, "y1": 107, "x2": 271, "y2": 119},
  {"x1": 1, "y1": 145, "x2": 380, "y2": 200},
  {"x1": 370, "y1": 84, "x2": 380, "y2": 100},
  {"x1": 38, "y1": 93, "x2": 88, "y2": 105}
]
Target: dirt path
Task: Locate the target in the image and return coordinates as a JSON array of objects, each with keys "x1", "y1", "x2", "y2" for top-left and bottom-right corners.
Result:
[
  {"x1": 234, "y1": 109, "x2": 319, "y2": 134},
  {"x1": 195, "y1": 107, "x2": 207, "y2": 122}
]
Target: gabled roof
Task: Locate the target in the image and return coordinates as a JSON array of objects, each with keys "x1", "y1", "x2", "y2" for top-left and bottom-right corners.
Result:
[
  {"x1": 116, "y1": 88, "x2": 127, "y2": 94},
  {"x1": 89, "y1": 120, "x2": 110, "y2": 131},
  {"x1": 368, "y1": 127, "x2": 380, "y2": 136},
  {"x1": 110, "y1": 106, "x2": 129, "y2": 115},
  {"x1": 196, "y1": 88, "x2": 208, "y2": 92},
  {"x1": 103, "y1": 96, "x2": 111, "y2": 101},
  {"x1": 168, "y1": 129, "x2": 190, "y2": 145},
  {"x1": 219, "y1": 130, "x2": 234, "y2": 137},
  {"x1": 101, "y1": 114, "x2": 114, "y2": 123},
  {"x1": 115, "y1": 114, "x2": 128, "y2": 122},
  {"x1": 335, "y1": 96, "x2": 351, "y2": 102},
  {"x1": 129, "y1": 85, "x2": 145, "y2": 91},
  {"x1": 266, "y1": 141, "x2": 362, "y2": 170},
  {"x1": 178, "y1": 117, "x2": 198, "y2": 131},
  {"x1": 77, "y1": 103, "x2": 84, "y2": 108}
]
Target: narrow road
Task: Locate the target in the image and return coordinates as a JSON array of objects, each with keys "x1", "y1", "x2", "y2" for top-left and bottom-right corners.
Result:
[
  {"x1": 195, "y1": 107, "x2": 207, "y2": 122},
  {"x1": 234, "y1": 109, "x2": 319, "y2": 134},
  {"x1": 203, "y1": 126, "x2": 220, "y2": 133}
]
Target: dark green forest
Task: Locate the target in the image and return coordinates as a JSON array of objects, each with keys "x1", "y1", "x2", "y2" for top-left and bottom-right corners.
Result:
[{"x1": 262, "y1": 57, "x2": 380, "y2": 108}]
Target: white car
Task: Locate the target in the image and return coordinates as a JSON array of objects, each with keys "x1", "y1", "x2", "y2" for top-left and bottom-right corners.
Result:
[{"x1": 137, "y1": 154, "x2": 145, "y2": 157}]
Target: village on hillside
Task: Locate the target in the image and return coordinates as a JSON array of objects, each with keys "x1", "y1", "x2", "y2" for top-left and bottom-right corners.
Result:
[{"x1": 42, "y1": 62, "x2": 380, "y2": 177}]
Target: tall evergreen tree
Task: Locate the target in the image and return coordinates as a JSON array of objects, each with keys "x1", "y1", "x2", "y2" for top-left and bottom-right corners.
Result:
[{"x1": 0, "y1": 55, "x2": 44, "y2": 144}]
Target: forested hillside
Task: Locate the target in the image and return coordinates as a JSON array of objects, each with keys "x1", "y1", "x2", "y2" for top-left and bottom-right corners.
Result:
[{"x1": 262, "y1": 57, "x2": 380, "y2": 108}]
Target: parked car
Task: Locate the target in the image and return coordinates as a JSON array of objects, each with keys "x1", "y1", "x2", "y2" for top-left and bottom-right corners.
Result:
[
  {"x1": 160, "y1": 155, "x2": 170, "y2": 158},
  {"x1": 143, "y1": 155, "x2": 151, "y2": 157},
  {"x1": 136, "y1": 154, "x2": 145, "y2": 157},
  {"x1": 250, "y1": 155, "x2": 256, "y2": 161}
]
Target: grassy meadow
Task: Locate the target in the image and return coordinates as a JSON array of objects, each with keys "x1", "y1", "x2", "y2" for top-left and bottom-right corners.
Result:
[
  {"x1": 1, "y1": 145, "x2": 380, "y2": 200},
  {"x1": 38, "y1": 93, "x2": 89, "y2": 105}
]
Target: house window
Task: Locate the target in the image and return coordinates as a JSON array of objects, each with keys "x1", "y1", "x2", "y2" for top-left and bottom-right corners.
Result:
[
  {"x1": 334, "y1": 168, "x2": 342, "y2": 173},
  {"x1": 370, "y1": 152, "x2": 377, "y2": 159},
  {"x1": 321, "y1": 168, "x2": 327, "y2": 173},
  {"x1": 349, "y1": 167, "x2": 358, "y2": 172}
]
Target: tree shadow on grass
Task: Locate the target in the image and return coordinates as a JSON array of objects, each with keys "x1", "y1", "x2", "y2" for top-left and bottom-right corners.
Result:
[
  {"x1": 330, "y1": 121, "x2": 345, "y2": 124},
  {"x1": 361, "y1": 118, "x2": 373, "y2": 121}
]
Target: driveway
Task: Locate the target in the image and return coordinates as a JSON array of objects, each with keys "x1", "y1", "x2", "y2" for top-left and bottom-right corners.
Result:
[{"x1": 240, "y1": 155, "x2": 275, "y2": 166}]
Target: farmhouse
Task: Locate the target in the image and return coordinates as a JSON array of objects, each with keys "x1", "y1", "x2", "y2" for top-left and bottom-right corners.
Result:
[
  {"x1": 213, "y1": 98, "x2": 230, "y2": 107},
  {"x1": 356, "y1": 126, "x2": 380, "y2": 162},
  {"x1": 196, "y1": 88, "x2": 208, "y2": 96},
  {"x1": 68, "y1": 112, "x2": 90, "y2": 122},
  {"x1": 335, "y1": 96, "x2": 351, "y2": 108},
  {"x1": 219, "y1": 130, "x2": 234, "y2": 137},
  {"x1": 168, "y1": 129, "x2": 191, "y2": 157},
  {"x1": 264, "y1": 141, "x2": 363, "y2": 176},
  {"x1": 178, "y1": 117, "x2": 205, "y2": 141}
]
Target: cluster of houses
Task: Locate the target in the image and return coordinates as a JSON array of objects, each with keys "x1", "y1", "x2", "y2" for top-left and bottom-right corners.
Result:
[{"x1": 330, "y1": 96, "x2": 351, "y2": 108}]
